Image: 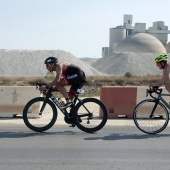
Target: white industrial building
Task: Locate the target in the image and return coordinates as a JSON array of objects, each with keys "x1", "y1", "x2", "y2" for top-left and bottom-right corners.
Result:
[{"x1": 102, "y1": 14, "x2": 170, "y2": 57}]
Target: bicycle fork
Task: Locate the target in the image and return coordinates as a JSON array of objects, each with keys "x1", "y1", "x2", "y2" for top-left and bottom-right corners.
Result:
[
  {"x1": 150, "y1": 98, "x2": 160, "y2": 118},
  {"x1": 38, "y1": 99, "x2": 48, "y2": 116},
  {"x1": 38, "y1": 93, "x2": 52, "y2": 116}
]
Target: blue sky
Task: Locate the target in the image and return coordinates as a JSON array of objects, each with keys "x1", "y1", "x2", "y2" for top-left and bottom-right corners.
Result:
[{"x1": 0, "y1": 0, "x2": 170, "y2": 58}]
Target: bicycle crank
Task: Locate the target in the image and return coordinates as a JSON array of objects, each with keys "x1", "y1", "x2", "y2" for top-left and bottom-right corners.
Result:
[{"x1": 64, "y1": 116, "x2": 73, "y2": 124}]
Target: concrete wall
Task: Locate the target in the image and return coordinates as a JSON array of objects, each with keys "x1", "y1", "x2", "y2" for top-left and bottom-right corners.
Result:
[
  {"x1": 100, "y1": 86, "x2": 169, "y2": 119},
  {"x1": 1, "y1": 86, "x2": 169, "y2": 118},
  {"x1": 0, "y1": 86, "x2": 40, "y2": 117}
]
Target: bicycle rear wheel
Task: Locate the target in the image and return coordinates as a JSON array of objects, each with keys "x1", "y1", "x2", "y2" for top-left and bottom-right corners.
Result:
[
  {"x1": 74, "y1": 98, "x2": 108, "y2": 133},
  {"x1": 133, "y1": 99, "x2": 169, "y2": 134},
  {"x1": 23, "y1": 97, "x2": 57, "y2": 132}
]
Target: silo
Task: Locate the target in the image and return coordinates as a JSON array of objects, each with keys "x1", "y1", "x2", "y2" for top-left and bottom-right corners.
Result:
[{"x1": 109, "y1": 28, "x2": 126, "y2": 54}]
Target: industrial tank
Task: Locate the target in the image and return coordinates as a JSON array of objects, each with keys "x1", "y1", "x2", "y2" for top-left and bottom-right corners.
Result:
[{"x1": 115, "y1": 33, "x2": 167, "y2": 53}]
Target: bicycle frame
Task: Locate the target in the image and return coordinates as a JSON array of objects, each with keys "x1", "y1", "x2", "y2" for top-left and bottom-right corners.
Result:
[
  {"x1": 40, "y1": 89, "x2": 72, "y2": 116},
  {"x1": 149, "y1": 90, "x2": 170, "y2": 118},
  {"x1": 39, "y1": 88, "x2": 91, "y2": 118},
  {"x1": 155, "y1": 93, "x2": 170, "y2": 110}
]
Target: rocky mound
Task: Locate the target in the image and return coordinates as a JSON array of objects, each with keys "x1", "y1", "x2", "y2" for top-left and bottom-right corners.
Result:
[
  {"x1": 92, "y1": 52, "x2": 167, "y2": 76},
  {"x1": 0, "y1": 50, "x2": 102, "y2": 76},
  {"x1": 79, "y1": 57, "x2": 99, "y2": 65}
]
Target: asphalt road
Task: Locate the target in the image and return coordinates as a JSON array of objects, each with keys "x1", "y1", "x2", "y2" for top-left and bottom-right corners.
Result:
[{"x1": 0, "y1": 119, "x2": 170, "y2": 170}]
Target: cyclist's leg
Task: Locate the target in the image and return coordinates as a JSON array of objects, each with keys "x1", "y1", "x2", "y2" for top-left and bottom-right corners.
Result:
[
  {"x1": 54, "y1": 78, "x2": 70, "y2": 102},
  {"x1": 68, "y1": 81, "x2": 86, "y2": 100},
  {"x1": 66, "y1": 69, "x2": 86, "y2": 100},
  {"x1": 165, "y1": 83, "x2": 170, "y2": 93},
  {"x1": 68, "y1": 84, "x2": 80, "y2": 100}
]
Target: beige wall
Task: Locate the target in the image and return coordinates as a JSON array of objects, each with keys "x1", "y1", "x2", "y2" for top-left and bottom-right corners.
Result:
[
  {"x1": 136, "y1": 86, "x2": 169, "y2": 104},
  {"x1": 0, "y1": 86, "x2": 40, "y2": 117}
]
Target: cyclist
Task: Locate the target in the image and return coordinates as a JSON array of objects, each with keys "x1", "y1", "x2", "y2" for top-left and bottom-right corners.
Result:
[
  {"x1": 149, "y1": 54, "x2": 170, "y2": 92},
  {"x1": 39, "y1": 56, "x2": 86, "y2": 106}
]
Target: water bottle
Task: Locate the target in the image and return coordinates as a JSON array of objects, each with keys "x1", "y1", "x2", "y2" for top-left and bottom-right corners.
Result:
[{"x1": 58, "y1": 98, "x2": 65, "y2": 106}]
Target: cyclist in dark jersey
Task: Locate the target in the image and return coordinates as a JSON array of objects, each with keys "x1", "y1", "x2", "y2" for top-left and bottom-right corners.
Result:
[{"x1": 40, "y1": 56, "x2": 86, "y2": 105}]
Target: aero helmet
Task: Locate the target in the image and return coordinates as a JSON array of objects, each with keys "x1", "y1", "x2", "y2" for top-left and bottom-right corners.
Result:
[
  {"x1": 155, "y1": 54, "x2": 168, "y2": 62},
  {"x1": 44, "y1": 57, "x2": 58, "y2": 64}
]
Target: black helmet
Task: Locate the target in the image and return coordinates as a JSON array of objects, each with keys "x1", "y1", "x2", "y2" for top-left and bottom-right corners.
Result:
[{"x1": 44, "y1": 57, "x2": 58, "y2": 64}]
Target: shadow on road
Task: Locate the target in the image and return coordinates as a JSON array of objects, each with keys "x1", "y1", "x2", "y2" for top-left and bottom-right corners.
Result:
[
  {"x1": 84, "y1": 133, "x2": 170, "y2": 141},
  {"x1": 0, "y1": 130, "x2": 85, "y2": 138},
  {"x1": 1, "y1": 130, "x2": 170, "y2": 140}
]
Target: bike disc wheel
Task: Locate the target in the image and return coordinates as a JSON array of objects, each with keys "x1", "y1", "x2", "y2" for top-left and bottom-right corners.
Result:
[
  {"x1": 133, "y1": 99, "x2": 169, "y2": 134},
  {"x1": 23, "y1": 97, "x2": 57, "y2": 132},
  {"x1": 74, "y1": 98, "x2": 108, "y2": 133}
]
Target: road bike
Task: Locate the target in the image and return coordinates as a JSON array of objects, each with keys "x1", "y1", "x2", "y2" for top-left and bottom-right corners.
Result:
[
  {"x1": 23, "y1": 82, "x2": 108, "y2": 133},
  {"x1": 133, "y1": 87, "x2": 170, "y2": 134}
]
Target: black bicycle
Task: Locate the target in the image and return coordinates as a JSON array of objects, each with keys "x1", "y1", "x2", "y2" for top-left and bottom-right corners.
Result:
[
  {"x1": 23, "y1": 82, "x2": 108, "y2": 133},
  {"x1": 133, "y1": 87, "x2": 169, "y2": 134}
]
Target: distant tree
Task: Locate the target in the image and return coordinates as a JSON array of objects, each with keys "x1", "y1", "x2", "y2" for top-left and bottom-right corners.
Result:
[{"x1": 124, "y1": 72, "x2": 133, "y2": 78}]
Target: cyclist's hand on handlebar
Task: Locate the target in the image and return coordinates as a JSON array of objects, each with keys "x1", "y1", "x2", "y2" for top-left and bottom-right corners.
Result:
[
  {"x1": 153, "y1": 86, "x2": 159, "y2": 91},
  {"x1": 39, "y1": 85, "x2": 47, "y2": 91},
  {"x1": 35, "y1": 82, "x2": 49, "y2": 90},
  {"x1": 146, "y1": 86, "x2": 159, "y2": 96},
  {"x1": 149, "y1": 82, "x2": 158, "y2": 91},
  {"x1": 150, "y1": 86, "x2": 159, "y2": 91},
  {"x1": 38, "y1": 85, "x2": 48, "y2": 95}
]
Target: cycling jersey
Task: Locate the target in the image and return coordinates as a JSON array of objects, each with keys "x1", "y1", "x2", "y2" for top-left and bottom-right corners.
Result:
[{"x1": 62, "y1": 62, "x2": 86, "y2": 94}]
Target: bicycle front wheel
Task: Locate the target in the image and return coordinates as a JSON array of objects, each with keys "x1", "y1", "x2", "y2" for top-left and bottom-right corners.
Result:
[
  {"x1": 74, "y1": 98, "x2": 108, "y2": 133},
  {"x1": 133, "y1": 99, "x2": 169, "y2": 134},
  {"x1": 23, "y1": 97, "x2": 57, "y2": 132}
]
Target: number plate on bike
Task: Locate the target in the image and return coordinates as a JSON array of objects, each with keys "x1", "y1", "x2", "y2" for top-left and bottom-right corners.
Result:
[{"x1": 77, "y1": 89, "x2": 85, "y2": 94}]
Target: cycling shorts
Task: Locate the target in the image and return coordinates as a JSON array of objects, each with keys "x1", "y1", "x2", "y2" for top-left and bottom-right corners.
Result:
[{"x1": 63, "y1": 63, "x2": 86, "y2": 94}]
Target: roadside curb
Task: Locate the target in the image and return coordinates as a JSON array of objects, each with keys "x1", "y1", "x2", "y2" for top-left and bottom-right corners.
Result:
[{"x1": 0, "y1": 117, "x2": 136, "y2": 126}]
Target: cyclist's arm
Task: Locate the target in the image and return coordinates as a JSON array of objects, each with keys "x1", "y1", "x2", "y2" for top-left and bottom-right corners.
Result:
[
  {"x1": 48, "y1": 63, "x2": 63, "y2": 88},
  {"x1": 150, "y1": 68, "x2": 169, "y2": 88}
]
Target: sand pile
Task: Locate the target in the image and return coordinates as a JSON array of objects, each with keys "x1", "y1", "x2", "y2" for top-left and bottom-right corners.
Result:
[
  {"x1": 92, "y1": 52, "x2": 168, "y2": 76},
  {"x1": 0, "y1": 50, "x2": 102, "y2": 76}
]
